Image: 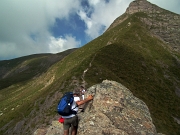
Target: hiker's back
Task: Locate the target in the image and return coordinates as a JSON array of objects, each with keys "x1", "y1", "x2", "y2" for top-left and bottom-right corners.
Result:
[{"x1": 57, "y1": 92, "x2": 77, "y2": 116}]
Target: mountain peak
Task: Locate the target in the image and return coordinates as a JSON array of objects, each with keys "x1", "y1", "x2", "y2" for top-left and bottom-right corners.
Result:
[
  {"x1": 106, "y1": 0, "x2": 180, "y2": 52},
  {"x1": 126, "y1": 0, "x2": 153, "y2": 14},
  {"x1": 125, "y1": 0, "x2": 176, "y2": 15}
]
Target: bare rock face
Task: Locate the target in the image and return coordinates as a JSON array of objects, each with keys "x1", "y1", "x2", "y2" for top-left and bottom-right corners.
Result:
[
  {"x1": 107, "y1": 0, "x2": 180, "y2": 52},
  {"x1": 35, "y1": 80, "x2": 164, "y2": 135},
  {"x1": 34, "y1": 121, "x2": 64, "y2": 135},
  {"x1": 126, "y1": 0, "x2": 154, "y2": 14},
  {"x1": 78, "y1": 80, "x2": 159, "y2": 135}
]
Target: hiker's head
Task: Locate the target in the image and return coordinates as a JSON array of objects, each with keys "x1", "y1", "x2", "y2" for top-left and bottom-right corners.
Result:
[
  {"x1": 73, "y1": 92, "x2": 79, "y2": 96},
  {"x1": 80, "y1": 86, "x2": 84, "y2": 89}
]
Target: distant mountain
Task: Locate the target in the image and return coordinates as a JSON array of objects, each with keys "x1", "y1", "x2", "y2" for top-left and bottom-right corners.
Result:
[
  {"x1": 0, "y1": 48, "x2": 77, "y2": 90},
  {"x1": 0, "y1": 0, "x2": 180, "y2": 135}
]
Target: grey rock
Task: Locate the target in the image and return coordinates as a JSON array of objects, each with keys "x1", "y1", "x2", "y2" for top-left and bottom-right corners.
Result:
[
  {"x1": 107, "y1": 0, "x2": 180, "y2": 52},
  {"x1": 35, "y1": 80, "x2": 164, "y2": 135}
]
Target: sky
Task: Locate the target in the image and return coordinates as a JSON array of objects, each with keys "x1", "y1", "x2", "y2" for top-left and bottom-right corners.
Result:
[{"x1": 0, "y1": 0, "x2": 179, "y2": 60}]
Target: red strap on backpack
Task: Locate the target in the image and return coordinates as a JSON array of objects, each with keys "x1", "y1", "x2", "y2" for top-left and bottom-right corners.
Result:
[{"x1": 59, "y1": 117, "x2": 64, "y2": 123}]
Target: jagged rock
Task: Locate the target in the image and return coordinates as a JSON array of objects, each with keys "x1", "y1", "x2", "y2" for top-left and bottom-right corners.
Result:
[
  {"x1": 34, "y1": 121, "x2": 64, "y2": 135},
  {"x1": 107, "y1": 0, "x2": 180, "y2": 52},
  {"x1": 35, "y1": 80, "x2": 164, "y2": 135},
  {"x1": 78, "y1": 80, "x2": 159, "y2": 135}
]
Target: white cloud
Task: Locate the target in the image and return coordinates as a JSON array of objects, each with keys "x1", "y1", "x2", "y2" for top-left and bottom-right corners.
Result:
[
  {"x1": 88, "y1": 0, "x2": 100, "y2": 5},
  {"x1": 49, "y1": 35, "x2": 81, "y2": 53},
  {"x1": 148, "y1": 0, "x2": 180, "y2": 14},
  {"x1": 78, "y1": 0, "x2": 180, "y2": 40},
  {"x1": 78, "y1": 0, "x2": 132, "y2": 39},
  {"x1": 0, "y1": 0, "x2": 81, "y2": 60},
  {"x1": 0, "y1": 42, "x2": 17, "y2": 59},
  {"x1": 0, "y1": 0, "x2": 179, "y2": 60}
]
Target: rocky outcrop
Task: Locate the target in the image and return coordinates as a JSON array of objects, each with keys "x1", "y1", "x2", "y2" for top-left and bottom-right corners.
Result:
[
  {"x1": 106, "y1": 0, "x2": 180, "y2": 52},
  {"x1": 126, "y1": 0, "x2": 160, "y2": 14},
  {"x1": 34, "y1": 80, "x2": 164, "y2": 135}
]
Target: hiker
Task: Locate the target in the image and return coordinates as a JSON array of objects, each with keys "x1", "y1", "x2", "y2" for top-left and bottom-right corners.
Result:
[
  {"x1": 62, "y1": 93, "x2": 93, "y2": 135},
  {"x1": 80, "y1": 86, "x2": 86, "y2": 100},
  {"x1": 73, "y1": 92, "x2": 80, "y2": 102}
]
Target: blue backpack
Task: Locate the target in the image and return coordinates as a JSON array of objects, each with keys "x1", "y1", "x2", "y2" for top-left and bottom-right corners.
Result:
[{"x1": 57, "y1": 92, "x2": 77, "y2": 116}]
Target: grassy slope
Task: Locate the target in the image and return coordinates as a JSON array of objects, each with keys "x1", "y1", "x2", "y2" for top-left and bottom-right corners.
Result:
[
  {"x1": 41, "y1": 12, "x2": 180, "y2": 134},
  {"x1": 0, "y1": 12, "x2": 180, "y2": 135},
  {"x1": 53, "y1": 12, "x2": 180, "y2": 134},
  {"x1": 82, "y1": 13, "x2": 180, "y2": 134},
  {"x1": 0, "y1": 49, "x2": 77, "y2": 134},
  {"x1": 0, "y1": 49, "x2": 76, "y2": 90}
]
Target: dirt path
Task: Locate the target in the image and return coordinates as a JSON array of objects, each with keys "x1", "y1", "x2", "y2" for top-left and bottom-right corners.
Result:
[{"x1": 81, "y1": 53, "x2": 97, "y2": 86}]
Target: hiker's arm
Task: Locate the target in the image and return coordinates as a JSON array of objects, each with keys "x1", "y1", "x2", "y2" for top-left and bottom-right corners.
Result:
[{"x1": 76, "y1": 95, "x2": 93, "y2": 106}]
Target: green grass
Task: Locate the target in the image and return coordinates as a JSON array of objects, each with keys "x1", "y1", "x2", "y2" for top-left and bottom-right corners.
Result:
[
  {"x1": 0, "y1": 11, "x2": 180, "y2": 135},
  {"x1": 84, "y1": 43, "x2": 180, "y2": 134},
  {"x1": 82, "y1": 16, "x2": 180, "y2": 134},
  {"x1": 0, "y1": 50, "x2": 76, "y2": 134},
  {"x1": 54, "y1": 12, "x2": 180, "y2": 134},
  {"x1": 0, "y1": 49, "x2": 76, "y2": 90}
]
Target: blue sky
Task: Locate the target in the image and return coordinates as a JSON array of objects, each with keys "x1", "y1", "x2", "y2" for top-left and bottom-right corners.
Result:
[{"x1": 0, "y1": 0, "x2": 179, "y2": 60}]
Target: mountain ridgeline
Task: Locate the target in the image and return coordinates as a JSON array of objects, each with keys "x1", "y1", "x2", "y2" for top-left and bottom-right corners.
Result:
[
  {"x1": 0, "y1": 49, "x2": 77, "y2": 90},
  {"x1": 0, "y1": 0, "x2": 180, "y2": 135}
]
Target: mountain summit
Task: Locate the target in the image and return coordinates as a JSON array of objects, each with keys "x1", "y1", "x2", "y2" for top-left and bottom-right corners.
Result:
[
  {"x1": 107, "y1": 0, "x2": 180, "y2": 51},
  {"x1": 0, "y1": 0, "x2": 180, "y2": 135}
]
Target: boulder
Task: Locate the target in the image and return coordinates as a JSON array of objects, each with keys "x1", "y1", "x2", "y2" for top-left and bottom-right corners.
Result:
[{"x1": 35, "y1": 80, "x2": 165, "y2": 135}]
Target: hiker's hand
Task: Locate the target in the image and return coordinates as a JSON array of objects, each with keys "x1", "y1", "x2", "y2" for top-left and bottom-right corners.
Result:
[{"x1": 87, "y1": 95, "x2": 93, "y2": 100}]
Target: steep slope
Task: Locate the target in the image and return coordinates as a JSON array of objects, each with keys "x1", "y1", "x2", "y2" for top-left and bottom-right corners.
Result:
[
  {"x1": 0, "y1": 48, "x2": 76, "y2": 90},
  {"x1": 38, "y1": 8, "x2": 180, "y2": 134},
  {"x1": 52, "y1": 1, "x2": 180, "y2": 134},
  {"x1": 35, "y1": 80, "x2": 163, "y2": 135},
  {"x1": 82, "y1": 11, "x2": 180, "y2": 134},
  {"x1": 0, "y1": 0, "x2": 180, "y2": 135},
  {"x1": 107, "y1": 0, "x2": 180, "y2": 52},
  {"x1": 0, "y1": 49, "x2": 77, "y2": 135}
]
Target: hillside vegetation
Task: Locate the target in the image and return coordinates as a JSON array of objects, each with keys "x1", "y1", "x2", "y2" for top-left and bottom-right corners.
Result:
[
  {"x1": 0, "y1": 12, "x2": 180, "y2": 135},
  {"x1": 56, "y1": 12, "x2": 180, "y2": 134},
  {"x1": 85, "y1": 13, "x2": 180, "y2": 134},
  {"x1": 0, "y1": 49, "x2": 77, "y2": 134},
  {"x1": 0, "y1": 49, "x2": 76, "y2": 90}
]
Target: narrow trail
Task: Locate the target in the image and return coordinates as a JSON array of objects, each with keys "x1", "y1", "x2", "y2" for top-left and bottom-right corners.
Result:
[{"x1": 81, "y1": 53, "x2": 97, "y2": 87}]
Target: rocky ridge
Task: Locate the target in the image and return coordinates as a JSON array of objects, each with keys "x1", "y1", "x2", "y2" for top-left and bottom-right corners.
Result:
[
  {"x1": 107, "y1": 0, "x2": 180, "y2": 51},
  {"x1": 34, "y1": 80, "x2": 165, "y2": 135}
]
